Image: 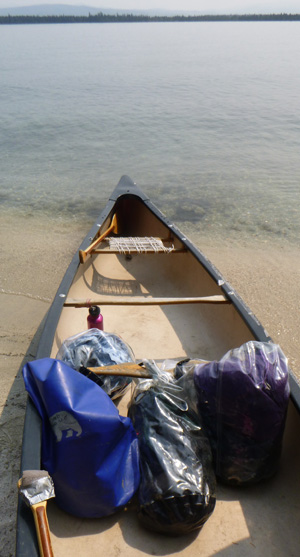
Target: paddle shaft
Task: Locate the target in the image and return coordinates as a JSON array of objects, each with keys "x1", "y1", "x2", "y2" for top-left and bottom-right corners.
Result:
[
  {"x1": 87, "y1": 362, "x2": 153, "y2": 378},
  {"x1": 87, "y1": 360, "x2": 209, "y2": 378}
]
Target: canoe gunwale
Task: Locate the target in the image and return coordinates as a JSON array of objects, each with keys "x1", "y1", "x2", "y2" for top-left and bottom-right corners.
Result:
[{"x1": 16, "y1": 175, "x2": 300, "y2": 556}]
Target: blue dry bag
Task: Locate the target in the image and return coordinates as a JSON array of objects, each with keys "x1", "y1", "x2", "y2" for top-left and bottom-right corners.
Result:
[{"x1": 22, "y1": 358, "x2": 140, "y2": 518}]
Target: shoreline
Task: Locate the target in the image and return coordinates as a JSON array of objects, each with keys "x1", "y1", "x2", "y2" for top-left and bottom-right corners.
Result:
[
  {"x1": 0, "y1": 213, "x2": 299, "y2": 555},
  {"x1": 1, "y1": 14, "x2": 300, "y2": 24}
]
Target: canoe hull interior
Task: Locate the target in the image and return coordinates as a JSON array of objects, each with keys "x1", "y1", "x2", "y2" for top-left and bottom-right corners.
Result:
[
  {"x1": 16, "y1": 176, "x2": 300, "y2": 556},
  {"x1": 53, "y1": 250, "x2": 257, "y2": 362},
  {"x1": 51, "y1": 189, "x2": 263, "y2": 360}
]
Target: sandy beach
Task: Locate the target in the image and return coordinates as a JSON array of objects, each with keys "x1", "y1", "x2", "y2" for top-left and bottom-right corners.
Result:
[{"x1": 0, "y1": 211, "x2": 299, "y2": 556}]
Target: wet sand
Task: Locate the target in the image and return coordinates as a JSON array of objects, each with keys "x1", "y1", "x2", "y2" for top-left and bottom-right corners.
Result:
[{"x1": 0, "y1": 212, "x2": 299, "y2": 555}]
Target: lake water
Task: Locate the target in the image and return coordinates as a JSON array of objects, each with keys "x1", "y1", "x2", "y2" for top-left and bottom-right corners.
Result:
[{"x1": 1, "y1": 21, "x2": 300, "y2": 245}]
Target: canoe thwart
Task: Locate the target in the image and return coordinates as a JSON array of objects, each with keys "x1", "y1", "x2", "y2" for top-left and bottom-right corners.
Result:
[{"x1": 64, "y1": 294, "x2": 230, "y2": 307}]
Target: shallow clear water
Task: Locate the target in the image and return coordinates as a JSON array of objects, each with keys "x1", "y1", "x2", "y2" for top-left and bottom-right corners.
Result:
[{"x1": 1, "y1": 21, "x2": 300, "y2": 244}]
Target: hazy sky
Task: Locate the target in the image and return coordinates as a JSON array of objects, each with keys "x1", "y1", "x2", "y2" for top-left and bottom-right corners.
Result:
[{"x1": 1, "y1": 1, "x2": 300, "y2": 13}]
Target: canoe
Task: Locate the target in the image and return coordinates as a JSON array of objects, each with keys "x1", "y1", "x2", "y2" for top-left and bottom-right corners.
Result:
[{"x1": 17, "y1": 175, "x2": 300, "y2": 556}]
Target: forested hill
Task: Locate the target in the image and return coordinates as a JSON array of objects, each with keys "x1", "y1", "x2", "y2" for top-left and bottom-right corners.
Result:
[{"x1": 1, "y1": 13, "x2": 300, "y2": 24}]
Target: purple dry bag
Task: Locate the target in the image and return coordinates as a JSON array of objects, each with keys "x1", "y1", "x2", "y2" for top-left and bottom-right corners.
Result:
[
  {"x1": 22, "y1": 358, "x2": 140, "y2": 517},
  {"x1": 193, "y1": 342, "x2": 290, "y2": 485}
]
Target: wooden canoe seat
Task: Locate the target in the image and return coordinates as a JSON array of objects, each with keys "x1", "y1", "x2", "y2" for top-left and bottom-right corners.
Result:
[
  {"x1": 107, "y1": 236, "x2": 174, "y2": 254},
  {"x1": 93, "y1": 236, "x2": 187, "y2": 254},
  {"x1": 81, "y1": 235, "x2": 188, "y2": 259},
  {"x1": 79, "y1": 212, "x2": 183, "y2": 262}
]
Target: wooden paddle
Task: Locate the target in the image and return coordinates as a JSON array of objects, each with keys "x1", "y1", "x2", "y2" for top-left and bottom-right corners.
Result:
[
  {"x1": 86, "y1": 360, "x2": 209, "y2": 378},
  {"x1": 79, "y1": 213, "x2": 118, "y2": 263},
  {"x1": 18, "y1": 470, "x2": 55, "y2": 557},
  {"x1": 87, "y1": 362, "x2": 153, "y2": 378}
]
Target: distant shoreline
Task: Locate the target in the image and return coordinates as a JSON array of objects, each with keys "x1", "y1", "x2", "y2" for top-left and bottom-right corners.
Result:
[{"x1": 1, "y1": 13, "x2": 300, "y2": 25}]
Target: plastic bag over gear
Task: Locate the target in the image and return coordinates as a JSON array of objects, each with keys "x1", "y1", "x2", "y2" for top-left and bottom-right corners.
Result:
[
  {"x1": 193, "y1": 341, "x2": 290, "y2": 485},
  {"x1": 22, "y1": 358, "x2": 140, "y2": 518},
  {"x1": 56, "y1": 328, "x2": 135, "y2": 399},
  {"x1": 128, "y1": 360, "x2": 216, "y2": 536}
]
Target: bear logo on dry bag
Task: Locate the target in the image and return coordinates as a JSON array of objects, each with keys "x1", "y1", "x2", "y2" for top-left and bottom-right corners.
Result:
[{"x1": 50, "y1": 411, "x2": 82, "y2": 442}]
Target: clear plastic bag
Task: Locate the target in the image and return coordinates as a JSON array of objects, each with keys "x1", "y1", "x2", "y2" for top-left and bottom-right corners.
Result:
[
  {"x1": 57, "y1": 329, "x2": 135, "y2": 399},
  {"x1": 193, "y1": 341, "x2": 290, "y2": 485},
  {"x1": 128, "y1": 360, "x2": 216, "y2": 535}
]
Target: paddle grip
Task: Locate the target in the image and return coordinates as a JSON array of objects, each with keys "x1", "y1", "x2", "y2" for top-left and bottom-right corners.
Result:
[{"x1": 32, "y1": 501, "x2": 54, "y2": 557}]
